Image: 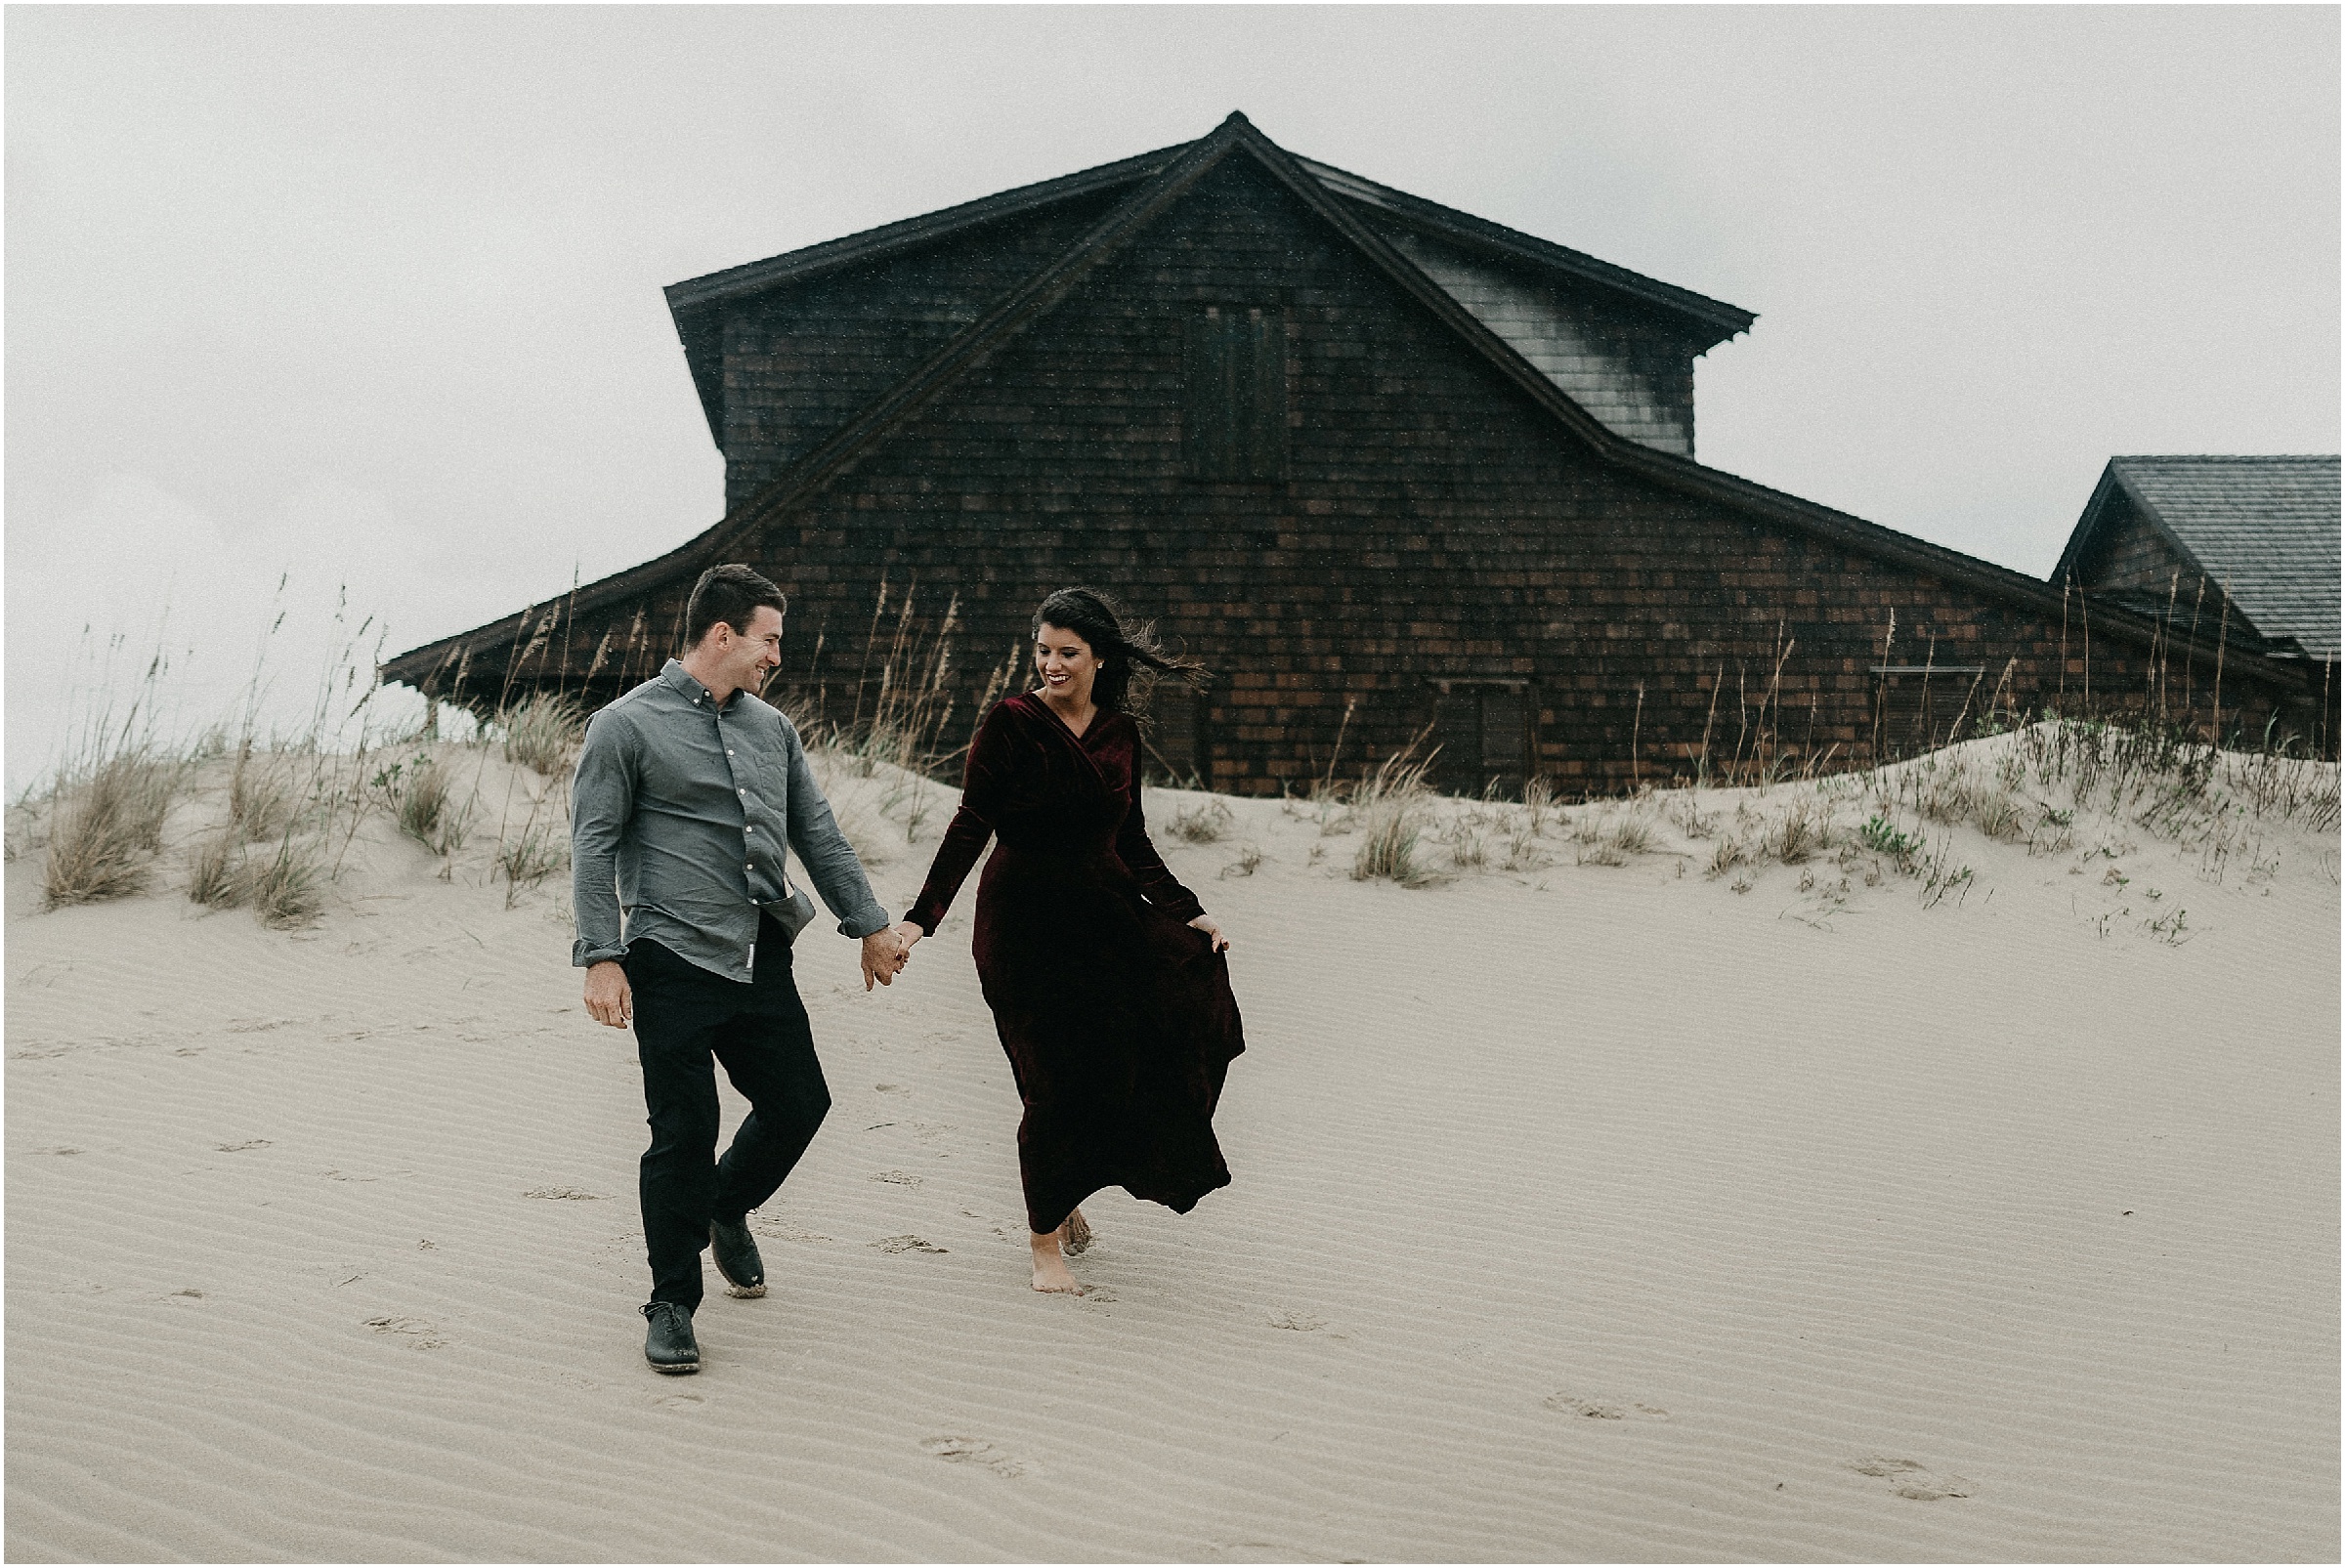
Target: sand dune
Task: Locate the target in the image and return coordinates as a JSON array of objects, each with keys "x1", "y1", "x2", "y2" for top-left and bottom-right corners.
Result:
[{"x1": 7, "y1": 734, "x2": 2337, "y2": 1561}]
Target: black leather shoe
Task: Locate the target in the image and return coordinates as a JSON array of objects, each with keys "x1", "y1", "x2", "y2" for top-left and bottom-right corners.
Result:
[
  {"x1": 709, "y1": 1215, "x2": 767, "y2": 1298},
  {"x1": 641, "y1": 1301, "x2": 700, "y2": 1374}
]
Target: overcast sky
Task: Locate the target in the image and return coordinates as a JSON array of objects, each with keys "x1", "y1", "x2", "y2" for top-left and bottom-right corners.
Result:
[{"x1": 8, "y1": 4, "x2": 2337, "y2": 785}]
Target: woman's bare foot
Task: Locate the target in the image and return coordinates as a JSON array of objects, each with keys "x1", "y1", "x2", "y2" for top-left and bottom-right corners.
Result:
[
  {"x1": 1030, "y1": 1228, "x2": 1086, "y2": 1293},
  {"x1": 1057, "y1": 1208, "x2": 1092, "y2": 1257}
]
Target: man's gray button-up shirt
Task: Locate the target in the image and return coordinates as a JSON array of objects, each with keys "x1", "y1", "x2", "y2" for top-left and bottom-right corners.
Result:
[{"x1": 570, "y1": 658, "x2": 891, "y2": 980}]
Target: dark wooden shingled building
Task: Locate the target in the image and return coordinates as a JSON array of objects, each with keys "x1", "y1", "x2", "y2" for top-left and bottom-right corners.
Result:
[
  {"x1": 382, "y1": 113, "x2": 2326, "y2": 792},
  {"x1": 2056, "y1": 456, "x2": 2338, "y2": 748}
]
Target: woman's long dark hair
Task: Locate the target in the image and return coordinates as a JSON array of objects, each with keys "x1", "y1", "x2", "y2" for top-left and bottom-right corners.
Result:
[{"x1": 1031, "y1": 587, "x2": 1207, "y2": 717}]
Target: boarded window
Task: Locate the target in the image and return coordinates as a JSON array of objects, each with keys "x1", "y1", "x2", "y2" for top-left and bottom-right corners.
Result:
[
  {"x1": 1429, "y1": 679, "x2": 1532, "y2": 796},
  {"x1": 1871, "y1": 665, "x2": 1987, "y2": 759},
  {"x1": 1185, "y1": 306, "x2": 1286, "y2": 482},
  {"x1": 1140, "y1": 685, "x2": 1204, "y2": 785}
]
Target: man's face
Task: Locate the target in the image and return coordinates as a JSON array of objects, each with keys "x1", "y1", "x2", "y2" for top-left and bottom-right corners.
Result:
[{"x1": 712, "y1": 604, "x2": 785, "y2": 694}]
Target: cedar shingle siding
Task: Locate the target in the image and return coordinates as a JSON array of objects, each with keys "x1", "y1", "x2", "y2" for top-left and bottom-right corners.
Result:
[{"x1": 384, "y1": 115, "x2": 2329, "y2": 786}]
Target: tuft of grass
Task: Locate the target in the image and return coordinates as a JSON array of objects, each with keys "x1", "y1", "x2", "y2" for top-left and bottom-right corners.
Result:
[
  {"x1": 1166, "y1": 797, "x2": 1234, "y2": 844},
  {"x1": 1704, "y1": 835, "x2": 1744, "y2": 878},
  {"x1": 247, "y1": 837, "x2": 324, "y2": 928},
  {"x1": 1568, "y1": 805, "x2": 1650, "y2": 866},
  {"x1": 188, "y1": 831, "x2": 253, "y2": 910},
  {"x1": 371, "y1": 751, "x2": 470, "y2": 857},
  {"x1": 1763, "y1": 796, "x2": 1829, "y2": 864},
  {"x1": 1442, "y1": 820, "x2": 1488, "y2": 869},
  {"x1": 42, "y1": 749, "x2": 185, "y2": 909},
  {"x1": 1349, "y1": 749, "x2": 1440, "y2": 887},
  {"x1": 497, "y1": 815, "x2": 568, "y2": 906},
  {"x1": 1502, "y1": 808, "x2": 1551, "y2": 871},
  {"x1": 1219, "y1": 843, "x2": 1263, "y2": 879},
  {"x1": 1971, "y1": 788, "x2": 2024, "y2": 841},
  {"x1": 498, "y1": 694, "x2": 587, "y2": 777},
  {"x1": 228, "y1": 742, "x2": 298, "y2": 843},
  {"x1": 1671, "y1": 793, "x2": 1716, "y2": 839}
]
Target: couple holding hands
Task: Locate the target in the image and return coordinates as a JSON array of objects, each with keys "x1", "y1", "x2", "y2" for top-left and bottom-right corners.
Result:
[{"x1": 572, "y1": 566, "x2": 1245, "y2": 1374}]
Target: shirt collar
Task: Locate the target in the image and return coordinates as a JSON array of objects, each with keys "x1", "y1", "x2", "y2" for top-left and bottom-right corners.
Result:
[{"x1": 661, "y1": 657, "x2": 730, "y2": 709}]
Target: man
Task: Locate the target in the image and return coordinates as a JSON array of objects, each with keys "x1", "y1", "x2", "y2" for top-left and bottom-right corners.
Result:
[{"x1": 572, "y1": 563, "x2": 909, "y2": 1374}]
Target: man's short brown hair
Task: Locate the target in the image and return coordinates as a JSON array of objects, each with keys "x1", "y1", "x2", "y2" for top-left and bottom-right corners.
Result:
[{"x1": 685, "y1": 564, "x2": 787, "y2": 648}]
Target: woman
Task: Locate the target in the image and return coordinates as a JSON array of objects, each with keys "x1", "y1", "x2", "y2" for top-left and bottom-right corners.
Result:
[{"x1": 894, "y1": 588, "x2": 1245, "y2": 1293}]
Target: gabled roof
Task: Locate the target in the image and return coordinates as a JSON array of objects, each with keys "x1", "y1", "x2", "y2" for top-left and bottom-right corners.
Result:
[
  {"x1": 659, "y1": 118, "x2": 1755, "y2": 445},
  {"x1": 381, "y1": 114, "x2": 2261, "y2": 695},
  {"x1": 2057, "y1": 455, "x2": 2340, "y2": 658}
]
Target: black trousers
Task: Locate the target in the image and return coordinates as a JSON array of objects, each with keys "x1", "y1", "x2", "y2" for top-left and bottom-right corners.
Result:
[{"x1": 623, "y1": 913, "x2": 831, "y2": 1311}]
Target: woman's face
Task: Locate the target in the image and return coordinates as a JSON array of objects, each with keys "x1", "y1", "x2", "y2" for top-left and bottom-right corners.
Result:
[{"x1": 1034, "y1": 622, "x2": 1101, "y2": 706}]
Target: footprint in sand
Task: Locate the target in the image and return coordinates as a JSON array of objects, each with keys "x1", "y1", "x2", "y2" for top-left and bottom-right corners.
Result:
[
  {"x1": 1200, "y1": 1545, "x2": 1344, "y2": 1564},
  {"x1": 522, "y1": 1187, "x2": 606, "y2": 1201},
  {"x1": 1849, "y1": 1457, "x2": 1976, "y2": 1501},
  {"x1": 872, "y1": 1235, "x2": 948, "y2": 1253},
  {"x1": 922, "y1": 1435, "x2": 1028, "y2": 1477},
  {"x1": 1267, "y1": 1310, "x2": 1326, "y2": 1332},
  {"x1": 1544, "y1": 1393, "x2": 1670, "y2": 1421},
  {"x1": 363, "y1": 1315, "x2": 448, "y2": 1350},
  {"x1": 214, "y1": 1139, "x2": 271, "y2": 1152},
  {"x1": 871, "y1": 1170, "x2": 922, "y2": 1187},
  {"x1": 653, "y1": 1392, "x2": 704, "y2": 1410}
]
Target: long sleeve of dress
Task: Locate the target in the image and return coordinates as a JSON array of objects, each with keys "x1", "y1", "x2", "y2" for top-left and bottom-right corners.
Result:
[
  {"x1": 1115, "y1": 771, "x2": 1207, "y2": 924},
  {"x1": 904, "y1": 704, "x2": 1010, "y2": 935}
]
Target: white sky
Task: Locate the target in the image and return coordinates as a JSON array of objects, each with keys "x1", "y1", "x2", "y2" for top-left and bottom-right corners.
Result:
[{"x1": 7, "y1": 5, "x2": 2337, "y2": 787}]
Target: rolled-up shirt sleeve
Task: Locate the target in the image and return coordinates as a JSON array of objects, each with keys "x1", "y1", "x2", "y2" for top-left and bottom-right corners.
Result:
[
  {"x1": 781, "y1": 723, "x2": 893, "y2": 939},
  {"x1": 570, "y1": 710, "x2": 636, "y2": 966}
]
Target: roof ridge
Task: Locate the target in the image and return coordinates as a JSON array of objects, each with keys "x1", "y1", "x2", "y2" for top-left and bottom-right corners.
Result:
[
  {"x1": 2110, "y1": 453, "x2": 2340, "y2": 464},
  {"x1": 1291, "y1": 154, "x2": 1754, "y2": 343},
  {"x1": 663, "y1": 128, "x2": 1756, "y2": 337},
  {"x1": 661, "y1": 142, "x2": 1185, "y2": 312}
]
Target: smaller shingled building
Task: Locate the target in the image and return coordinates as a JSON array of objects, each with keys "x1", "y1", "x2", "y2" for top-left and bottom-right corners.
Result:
[{"x1": 2057, "y1": 456, "x2": 2339, "y2": 751}]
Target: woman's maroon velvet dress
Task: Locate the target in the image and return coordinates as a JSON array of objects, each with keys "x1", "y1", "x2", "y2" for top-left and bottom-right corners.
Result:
[{"x1": 905, "y1": 692, "x2": 1245, "y2": 1235}]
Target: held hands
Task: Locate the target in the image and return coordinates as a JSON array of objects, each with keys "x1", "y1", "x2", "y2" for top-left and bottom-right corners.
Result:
[
  {"x1": 1189, "y1": 914, "x2": 1229, "y2": 953},
  {"x1": 861, "y1": 926, "x2": 912, "y2": 991},
  {"x1": 869, "y1": 920, "x2": 926, "y2": 991}
]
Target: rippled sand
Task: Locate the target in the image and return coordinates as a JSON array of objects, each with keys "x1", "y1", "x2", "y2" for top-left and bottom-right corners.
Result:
[{"x1": 8, "y1": 742, "x2": 2336, "y2": 1560}]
